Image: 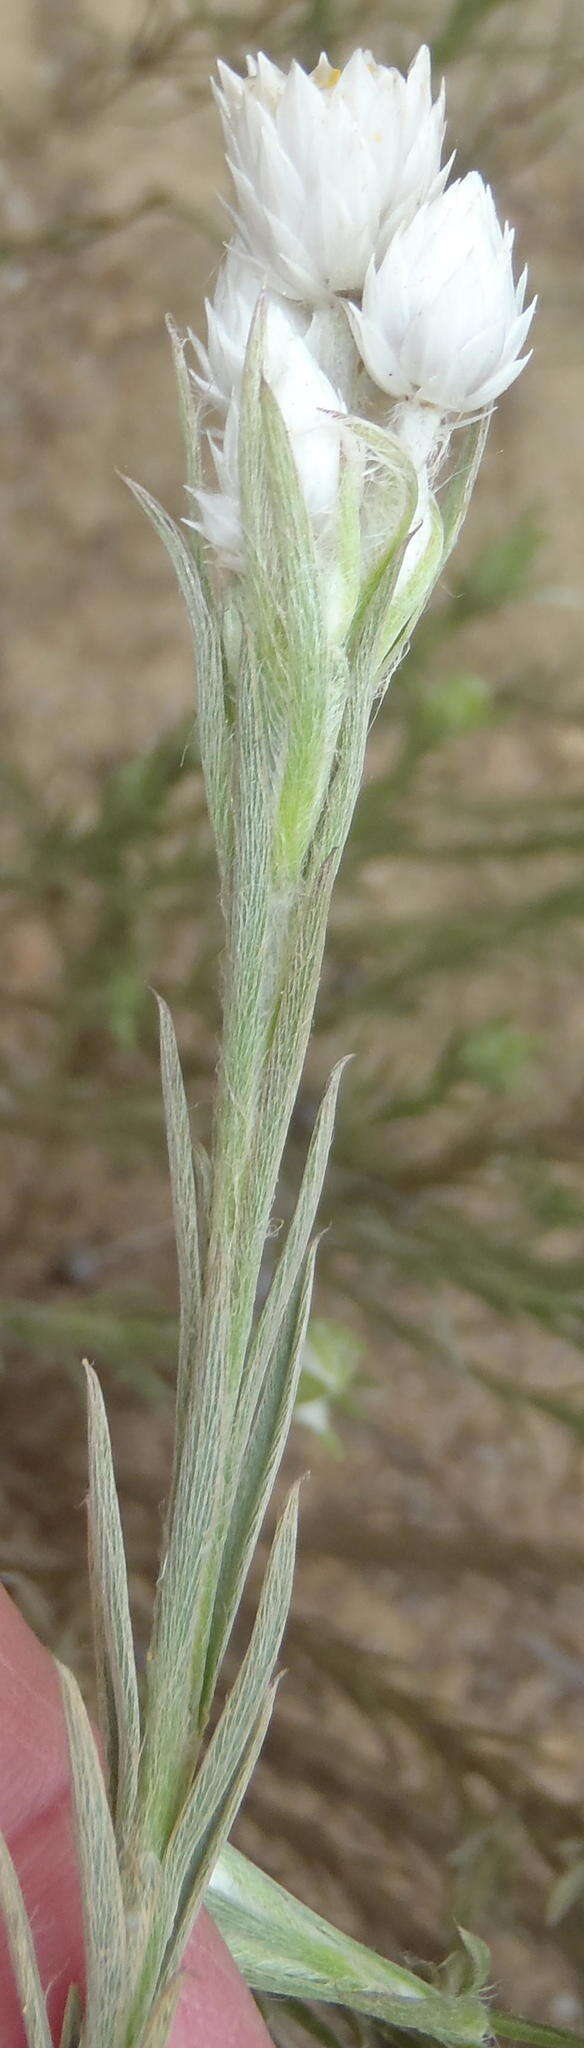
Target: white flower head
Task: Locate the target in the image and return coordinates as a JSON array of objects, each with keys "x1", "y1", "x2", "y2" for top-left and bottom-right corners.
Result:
[
  {"x1": 196, "y1": 298, "x2": 351, "y2": 569},
  {"x1": 214, "y1": 46, "x2": 447, "y2": 303},
  {"x1": 348, "y1": 171, "x2": 535, "y2": 417}
]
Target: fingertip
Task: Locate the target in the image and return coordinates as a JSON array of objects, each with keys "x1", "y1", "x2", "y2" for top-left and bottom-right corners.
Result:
[
  {"x1": 171, "y1": 1911, "x2": 273, "y2": 2047},
  {"x1": 0, "y1": 1588, "x2": 273, "y2": 2048},
  {"x1": 0, "y1": 1585, "x2": 70, "y2": 1840},
  {"x1": 0, "y1": 1586, "x2": 84, "y2": 2045}
]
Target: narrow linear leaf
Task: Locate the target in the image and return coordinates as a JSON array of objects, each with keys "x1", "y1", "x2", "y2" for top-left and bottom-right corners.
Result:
[
  {"x1": 203, "y1": 1245, "x2": 316, "y2": 1702},
  {"x1": 84, "y1": 1363, "x2": 141, "y2": 1847},
  {"x1": 123, "y1": 1849, "x2": 164, "y2": 2018},
  {"x1": 258, "y1": 373, "x2": 326, "y2": 659},
  {"x1": 239, "y1": 305, "x2": 325, "y2": 701},
  {"x1": 159, "y1": 1683, "x2": 277, "y2": 1996},
  {"x1": 207, "y1": 1847, "x2": 489, "y2": 2046},
  {"x1": 236, "y1": 1059, "x2": 349, "y2": 1453},
  {"x1": 243, "y1": 856, "x2": 337, "y2": 1260},
  {"x1": 348, "y1": 423, "x2": 418, "y2": 665},
  {"x1": 245, "y1": 672, "x2": 372, "y2": 1266},
  {"x1": 314, "y1": 682, "x2": 372, "y2": 875},
  {"x1": 156, "y1": 996, "x2": 201, "y2": 1454},
  {"x1": 58, "y1": 1663, "x2": 126, "y2": 2048},
  {"x1": 440, "y1": 414, "x2": 492, "y2": 568},
  {"x1": 143, "y1": 679, "x2": 281, "y2": 1821},
  {"x1": 58, "y1": 1985, "x2": 83, "y2": 2048},
  {"x1": 217, "y1": 629, "x2": 274, "y2": 1178},
  {"x1": 334, "y1": 440, "x2": 364, "y2": 632},
  {"x1": 0, "y1": 1830, "x2": 52, "y2": 2048},
  {"x1": 376, "y1": 496, "x2": 444, "y2": 677},
  {"x1": 131, "y1": 1683, "x2": 275, "y2": 2044},
  {"x1": 165, "y1": 1485, "x2": 298, "y2": 1923},
  {"x1": 235, "y1": 682, "x2": 371, "y2": 1287},
  {"x1": 139, "y1": 1976, "x2": 183, "y2": 2048},
  {"x1": 166, "y1": 318, "x2": 209, "y2": 584},
  {"x1": 124, "y1": 476, "x2": 232, "y2": 883},
  {"x1": 138, "y1": 1284, "x2": 230, "y2": 1847},
  {"x1": 239, "y1": 307, "x2": 346, "y2": 871},
  {"x1": 260, "y1": 378, "x2": 348, "y2": 872},
  {"x1": 193, "y1": 1139, "x2": 212, "y2": 1268},
  {"x1": 135, "y1": 1688, "x2": 281, "y2": 2028}
]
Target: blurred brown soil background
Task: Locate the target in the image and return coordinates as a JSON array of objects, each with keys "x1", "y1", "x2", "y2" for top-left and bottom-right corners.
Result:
[{"x1": 2, "y1": 0, "x2": 584, "y2": 2035}]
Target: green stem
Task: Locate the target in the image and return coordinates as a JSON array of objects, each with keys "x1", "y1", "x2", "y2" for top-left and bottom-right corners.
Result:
[
  {"x1": 134, "y1": 679, "x2": 372, "y2": 1855},
  {"x1": 135, "y1": 872, "x2": 297, "y2": 1848}
]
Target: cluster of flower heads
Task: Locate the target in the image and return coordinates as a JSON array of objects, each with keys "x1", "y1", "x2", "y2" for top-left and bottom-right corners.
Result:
[{"x1": 192, "y1": 47, "x2": 534, "y2": 582}]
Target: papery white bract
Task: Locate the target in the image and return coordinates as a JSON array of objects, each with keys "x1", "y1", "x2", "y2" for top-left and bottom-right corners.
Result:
[
  {"x1": 192, "y1": 245, "x2": 266, "y2": 414},
  {"x1": 192, "y1": 241, "x2": 362, "y2": 427},
  {"x1": 195, "y1": 300, "x2": 352, "y2": 569},
  {"x1": 192, "y1": 243, "x2": 310, "y2": 414},
  {"x1": 348, "y1": 172, "x2": 535, "y2": 416},
  {"x1": 214, "y1": 46, "x2": 447, "y2": 303}
]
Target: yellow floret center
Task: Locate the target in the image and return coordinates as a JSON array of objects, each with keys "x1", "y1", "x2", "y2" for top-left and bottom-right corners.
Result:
[{"x1": 312, "y1": 57, "x2": 342, "y2": 89}]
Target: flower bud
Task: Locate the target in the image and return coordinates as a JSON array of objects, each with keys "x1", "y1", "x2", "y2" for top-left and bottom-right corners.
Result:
[
  {"x1": 195, "y1": 300, "x2": 351, "y2": 571},
  {"x1": 214, "y1": 46, "x2": 447, "y2": 303},
  {"x1": 192, "y1": 245, "x2": 266, "y2": 414},
  {"x1": 347, "y1": 172, "x2": 535, "y2": 416},
  {"x1": 192, "y1": 243, "x2": 309, "y2": 414}
]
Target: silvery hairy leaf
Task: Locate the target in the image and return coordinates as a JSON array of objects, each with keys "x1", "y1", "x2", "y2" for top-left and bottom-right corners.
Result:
[
  {"x1": 207, "y1": 1846, "x2": 490, "y2": 2046},
  {"x1": 0, "y1": 1830, "x2": 52, "y2": 2048},
  {"x1": 238, "y1": 302, "x2": 326, "y2": 709},
  {"x1": 192, "y1": 1135, "x2": 212, "y2": 1226},
  {"x1": 331, "y1": 441, "x2": 363, "y2": 637},
  {"x1": 314, "y1": 680, "x2": 373, "y2": 874},
  {"x1": 259, "y1": 381, "x2": 350, "y2": 874},
  {"x1": 347, "y1": 421, "x2": 418, "y2": 675},
  {"x1": 179, "y1": 1484, "x2": 298, "y2": 1858},
  {"x1": 139, "y1": 1977, "x2": 183, "y2": 2048},
  {"x1": 140, "y1": 1485, "x2": 299, "y2": 2012},
  {"x1": 237, "y1": 1057, "x2": 349, "y2": 1448},
  {"x1": 197, "y1": 854, "x2": 345, "y2": 1507},
  {"x1": 239, "y1": 850, "x2": 338, "y2": 1264},
  {"x1": 137, "y1": 1253, "x2": 230, "y2": 1845},
  {"x1": 84, "y1": 1362, "x2": 141, "y2": 1846},
  {"x1": 152, "y1": 1684, "x2": 277, "y2": 2004},
  {"x1": 58, "y1": 1663, "x2": 126, "y2": 2048},
  {"x1": 200, "y1": 1247, "x2": 315, "y2": 1715},
  {"x1": 58, "y1": 1985, "x2": 83, "y2": 2048},
  {"x1": 125, "y1": 476, "x2": 232, "y2": 890},
  {"x1": 227, "y1": 681, "x2": 373, "y2": 1277},
  {"x1": 138, "y1": 676, "x2": 280, "y2": 1830},
  {"x1": 439, "y1": 413, "x2": 492, "y2": 568},
  {"x1": 166, "y1": 319, "x2": 208, "y2": 578},
  {"x1": 156, "y1": 996, "x2": 201, "y2": 1458},
  {"x1": 239, "y1": 306, "x2": 346, "y2": 872},
  {"x1": 375, "y1": 493, "x2": 444, "y2": 678},
  {"x1": 217, "y1": 626, "x2": 274, "y2": 1187}
]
